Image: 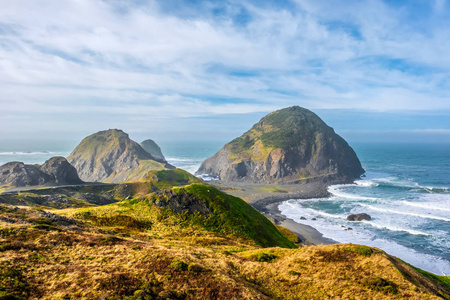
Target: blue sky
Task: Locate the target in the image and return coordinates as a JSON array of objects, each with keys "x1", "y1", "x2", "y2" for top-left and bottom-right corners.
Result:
[{"x1": 0, "y1": 0, "x2": 449, "y2": 145}]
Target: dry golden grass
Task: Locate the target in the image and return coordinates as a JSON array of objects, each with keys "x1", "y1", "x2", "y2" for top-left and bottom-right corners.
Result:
[{"x1": 0, "y1": 204, "x2": 449, "y2": 299}]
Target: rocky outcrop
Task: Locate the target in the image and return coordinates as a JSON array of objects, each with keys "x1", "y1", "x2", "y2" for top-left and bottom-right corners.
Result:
[
  {"x1": 196, "y1": 106, "x2": 365, "y2": 184},
  {"x1": 0, "y1": 157, "x2": 82, "y2": 188},
  {"x1": 67, "y1": 129, "x2": 174, "y2": 183},
  {"x1": 0, "y1": 162, "x2": 52, "y2": 187},
  {"x1": 40, "y1": 156, "x2": 83, "y2": 185},
  {"x1": 347, "y1": 213, "x2": 372, "y2": 221},
  {"x1": 140, "y1": 139, "x2": 166, "y2": 162}
]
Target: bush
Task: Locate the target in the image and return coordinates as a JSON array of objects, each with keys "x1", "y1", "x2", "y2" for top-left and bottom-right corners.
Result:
[
  {"x1": 169, "y1": 260, "x2": 188, "y2": 272},
  {"x1": 249, "y1": 252, "x2": 277, "y2": 262}
]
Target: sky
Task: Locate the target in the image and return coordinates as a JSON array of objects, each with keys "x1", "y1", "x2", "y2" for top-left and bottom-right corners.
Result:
[{"x1": 1, "y1": 0, "x2": 450, "y2": 147}]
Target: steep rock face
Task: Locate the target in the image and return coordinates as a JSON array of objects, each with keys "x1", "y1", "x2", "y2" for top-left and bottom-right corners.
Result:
[
  {"x1": 40, "y1": 156, "x2": 83, "y2": 185},
  {"x1": 140, "y1": 139, "x2": 166, "y2": 162},
  {"x1": 0, "y1": 157, "x2": 83, "y2": 188},
  {"x1": 67, "y1": 129, "x2": 174, "y2": 183},
  {"x1": 0, "y1": 162, "x2": 52, "y2": 187},
  {"x1": 196, "y1": 106, "x2": 364, "y2": 184}
]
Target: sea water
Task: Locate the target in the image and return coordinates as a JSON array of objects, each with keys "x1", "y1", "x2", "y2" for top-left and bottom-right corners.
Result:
[
  {"x1": 2, "y1": 141, "x2": 450, "y2": 275},
  {"x1": 279, "y1": 143, "x2": 450, "y2": 275}
]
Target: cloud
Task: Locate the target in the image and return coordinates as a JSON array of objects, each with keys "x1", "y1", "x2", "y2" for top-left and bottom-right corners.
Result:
[{"x1": 0, "y1": 0, "x2": 449, "y2": 139}]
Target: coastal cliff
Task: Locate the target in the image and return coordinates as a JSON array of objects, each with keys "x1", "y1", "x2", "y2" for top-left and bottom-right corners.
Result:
[{"x1": 196, "y1": 106, "x2": 364, "y2": 184}]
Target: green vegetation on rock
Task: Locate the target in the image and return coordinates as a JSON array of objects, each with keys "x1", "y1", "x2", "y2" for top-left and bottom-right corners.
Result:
[{"x1": 196, "y1": 106, "x2": 365, "y2": 184}]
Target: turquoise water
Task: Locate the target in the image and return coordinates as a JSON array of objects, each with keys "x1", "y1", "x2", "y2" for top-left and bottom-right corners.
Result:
[
  {"x1": 279, "y1": 143, "x2": 450, "y2": 275},
  {"x1": 2, "y1": 141, "x2": 450, "y2": 275}
]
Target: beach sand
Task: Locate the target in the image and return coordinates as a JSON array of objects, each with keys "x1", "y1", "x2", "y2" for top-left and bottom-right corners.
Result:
[{"x1": 208, "y1": 180, "x2": 338, "y2": 245}]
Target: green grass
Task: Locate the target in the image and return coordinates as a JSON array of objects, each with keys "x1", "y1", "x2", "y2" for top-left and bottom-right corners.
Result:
[
  {"x1": 341, "y1": 244, "x2": 373, "y2": 257},
  {"x1": 174, "y1": 184, "x2": 297, "y2": 248},
  {"x1": 410, "y1": 264, "x2": 450, "y2": 291},
  {"x1": 145, "y1": 169, "x2": 202, "y2": 189}
]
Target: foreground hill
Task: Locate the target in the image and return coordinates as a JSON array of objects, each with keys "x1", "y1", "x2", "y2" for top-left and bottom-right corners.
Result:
[
  {"x1": 197, "y1": 106, "x2": 364, "y2": 184},
  {"x1": 67, "y1": 129, "x2": 174, "y2": 183},
  {"x1": 1, "y1": 188, "x2": 449, "y2": 299},
  {"x1": 0, "y1": 156, "x2": 82, "y2": 189}
]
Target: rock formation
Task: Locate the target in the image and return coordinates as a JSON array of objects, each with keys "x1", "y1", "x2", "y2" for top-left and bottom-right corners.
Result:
[
  {"x1": 140, "y1": 139, "x2": 166, "y2": 162},
  {"x1": 196, "y1": 106, "x2": 364, "y2": 184},
  {"x1": 0, "y1": 157, "x2": 82, "y2": 188},
  {"x1": 67, "y1": 129, "x2": 174, "y2": 183},
  {"x1": 347, "y1": 213, "x2": 372, "y2": 221},
  {"x1": 40, "y1": 156, "x2": 83, "y2": 185}
]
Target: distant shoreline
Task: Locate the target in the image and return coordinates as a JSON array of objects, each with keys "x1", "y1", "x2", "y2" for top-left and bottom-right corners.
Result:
[{"x1": 207, "y1": 180, "x2": 339, "y2": 245}]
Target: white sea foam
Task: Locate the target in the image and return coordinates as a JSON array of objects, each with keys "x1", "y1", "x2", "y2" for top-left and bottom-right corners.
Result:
[
  {"x1": 0, "y1": 151, "x2": 56, "y2": 156},
  {"x1": 358, "y1": 203, "x2": 450, "y2": 222},
  {"x1": 279, "y1": 200, "x2": 450, "y2": 275},
  {"x1": 328, "y1": 185, "x2": 379, "y2": 201},
  {"x1": 355, "y1": 180, "x2": 379, "y2": 187},
  {"x1": 361, "y1": 220, "x2": 431, "y2": 236},
  {"x1": 401, "y1": 199, "x2": 450, "y2": 212}
]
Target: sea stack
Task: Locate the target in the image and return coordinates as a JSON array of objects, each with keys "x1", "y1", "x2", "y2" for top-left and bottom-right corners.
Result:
[
  {"x1": 196, "y1": 106, "x2": 364, "y2": 184},
  {"x1": 67, "y1": 129, "x2": 174, "y2": 183},
  {"x1": 140, "y1": 139, "x2": 166, "y2": 162}
]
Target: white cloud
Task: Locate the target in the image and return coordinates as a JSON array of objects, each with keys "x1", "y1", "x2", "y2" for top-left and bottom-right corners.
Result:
[{"x1": 0, "y1": 0, "x2": 449, "y2": 139}]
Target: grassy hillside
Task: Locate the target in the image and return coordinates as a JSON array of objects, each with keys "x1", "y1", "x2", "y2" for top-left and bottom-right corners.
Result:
[
  {"x1": 1, "y1": 171, "x2": 449, "y2": 299},
  {"x1": 0, "y1": 203, "x2": 449, "y2": 299}
]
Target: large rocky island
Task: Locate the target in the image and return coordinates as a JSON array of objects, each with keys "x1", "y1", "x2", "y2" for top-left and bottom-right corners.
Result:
[
  {"x1": 197, "y1": 106, "x2": 364, "y2": 185},
  {"x1": 67, "y1": 129, "x2": 174, "y2": 183}
]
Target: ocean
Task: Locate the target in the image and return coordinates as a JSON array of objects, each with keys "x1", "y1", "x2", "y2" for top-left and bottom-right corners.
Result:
[
  {"x1": 1, "y1": 141, "x2": 449, "y2": 275},
  {"x1": 279, "y1": 143, "x2": 450, "y2": 276}
]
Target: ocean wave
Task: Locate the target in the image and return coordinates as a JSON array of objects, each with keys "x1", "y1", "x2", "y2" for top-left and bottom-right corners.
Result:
[
  {"x1": 279, "y1": 200, "x2": 450, "y2": 275},
  {"x1": 166, "y1": 157, "x2": 199, "y2": 163},
  {"x1": 401, "y1": 200, "x2": 450, "y2": 212},
  {"x1": 361, "y1": 221, "x2": 431, "y2": 236},
  {"x1": 0, "y1": 151, "x2": 57, "y2": 156},
  {"x1": 358, "y1": 203, "x2": 450, "y2": 222},
  {"x1": 355, "y1": 180, "x2": 379, "y2": 187},
  {"x1": 328, "y1": 185, "x2": 380, "y2": 201}
]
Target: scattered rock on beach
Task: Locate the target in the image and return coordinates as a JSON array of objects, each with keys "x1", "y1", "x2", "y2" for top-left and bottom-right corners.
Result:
[{"x1": 347, "y1": 213, "x2": 371, "y2": 221}]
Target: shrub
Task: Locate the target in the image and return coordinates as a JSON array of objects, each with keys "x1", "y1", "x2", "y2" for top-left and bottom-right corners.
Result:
[
  {"x1": 249, "y1": 252, "x2": 277, "y2": 262},
  {"x1": 169, "y1": 260, "x2": 188, "y2": 272}
]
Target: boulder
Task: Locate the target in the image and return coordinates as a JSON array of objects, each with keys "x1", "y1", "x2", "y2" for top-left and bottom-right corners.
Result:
[{"x1": 347, "y1": 213, "x2": 372, "y2": 221}]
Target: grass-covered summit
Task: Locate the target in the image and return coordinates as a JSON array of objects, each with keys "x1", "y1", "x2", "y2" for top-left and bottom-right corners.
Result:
[
  {"x1": 197, "y1": 106, "x2": 364, "y2": 184},
  {"x1": 67, "y1": 129, "x2": 174, "y2": 183}
]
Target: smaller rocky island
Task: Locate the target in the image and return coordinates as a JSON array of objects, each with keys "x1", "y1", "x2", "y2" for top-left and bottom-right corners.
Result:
[
  {"x1": 140, "y1": 139, "x2": 166, "y2": 162},
  {"x1": 67, "y1": 129, "x2": 174, "y2": 183},
  {"x1": 0, "y1": 156, "x2": 83, "y2": 188}
]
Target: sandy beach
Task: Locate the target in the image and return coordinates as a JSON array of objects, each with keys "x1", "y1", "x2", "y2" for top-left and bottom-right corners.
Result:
[{"x1": 208, "y1": 180, "x2": 338, "y2": 245}]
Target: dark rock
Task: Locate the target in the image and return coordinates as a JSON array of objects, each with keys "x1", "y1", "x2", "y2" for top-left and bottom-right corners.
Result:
[
  {"x1": 300, "y1": 216, "x2": 306, "y2": 220},
  {"x1": 196, "y1": 106, "x2": 364, "y2": 184},
  {"x1": 150, "y1": 189, "x2": 211, "y2": 216},
  {"x1": 37, "y1": 210, "x2": 77, "y2": 226},
  {"x1": 347, "y1": 213, "x2": 372, "y2": 221},
  {"x1": 40, "y1": 156, "x2": 83, "y2": 185},
  {"x1": 0, "y1": 161, "x2": 52, "y2": 187},
  {"x1": 0, "y1": 157, "x2": 83, "y2": 188}
]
